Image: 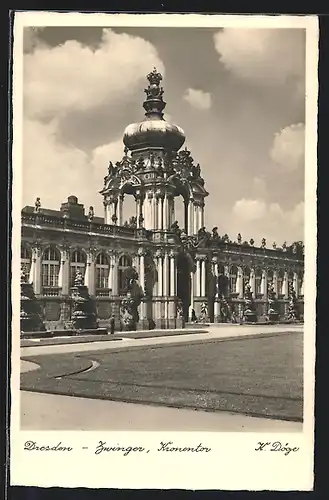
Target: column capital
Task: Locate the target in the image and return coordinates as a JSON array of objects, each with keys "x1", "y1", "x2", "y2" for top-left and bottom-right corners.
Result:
[
  {"x1": 169, "y1": 249, "x2": 178, "y2": 258},
  {"x1": 155, "y1": 249, "x2": 164, "y2": 258},
  {"x1": 137, "y1": 247, "x2": 147, "y2": 257}
]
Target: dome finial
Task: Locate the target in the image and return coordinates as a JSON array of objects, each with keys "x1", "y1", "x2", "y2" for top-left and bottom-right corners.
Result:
[{"x1": 143, "y1": 67, "x2": 166, "y2": 118}]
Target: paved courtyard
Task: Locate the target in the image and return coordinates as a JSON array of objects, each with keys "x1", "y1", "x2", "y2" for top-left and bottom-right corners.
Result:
[{"x1": 20, "y1": 324, "x2": 303, "y2": 431}]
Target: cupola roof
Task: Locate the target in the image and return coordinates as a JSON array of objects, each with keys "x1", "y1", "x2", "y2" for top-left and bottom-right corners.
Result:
[{"x1": 123, "y1": 68, "x2": 186, "y2": 153}]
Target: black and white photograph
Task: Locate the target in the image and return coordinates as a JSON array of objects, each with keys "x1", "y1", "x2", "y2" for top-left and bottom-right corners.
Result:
[{"x1": 11, "y1": 12, "x2": 317, "y2": 491}]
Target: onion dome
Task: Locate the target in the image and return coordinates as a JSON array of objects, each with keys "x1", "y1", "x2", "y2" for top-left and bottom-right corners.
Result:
[{"x1": 123, "y1": 68, "x2": 185, "y2": 153}]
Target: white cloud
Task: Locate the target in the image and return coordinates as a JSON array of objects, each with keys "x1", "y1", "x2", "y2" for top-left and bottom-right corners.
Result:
[
  {"x1": 183, "y1": 88, "x2": 212, "y2": 110},
  {"x1": 233, "y1": 198, "x2": 267, "y2": 221},
  {"x1": 270, "y1": 123, "x2": 305, "y2": 171},
  {"x1": 230, "y1": 197, "x2": 304, "y2": 243},
  {"x1": 24, "y1": 28, "x2": 164, "y2": 120},
  {"x1": 92, "y1": 139, "x2": 125, "y2": 171},
  {"x1": 213, "y1": 28, "x2": 305, "y2": 86},
  {"x1": 23, "y1": 118, "x2": 98, "y2": 210},
  {"x1": 22, "y1": 29, "x2": 165, "y2": 215}
]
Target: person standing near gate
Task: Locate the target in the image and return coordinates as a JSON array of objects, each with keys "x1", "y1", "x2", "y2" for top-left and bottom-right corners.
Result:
[{"x1": 109, "y1": 314, "x2": 115, "y2": 334}]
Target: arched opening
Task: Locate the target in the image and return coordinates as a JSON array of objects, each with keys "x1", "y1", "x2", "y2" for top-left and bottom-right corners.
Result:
[
  {"x1": 277, "y1": 269, "x2": 284, "y2": 296},
  {"x1": 173, "y1": 194, "x2": 186, "y2": 232},
  {"x1": 244, "y1": 266, "x2": 251, "y2": 290},
  {"x1": 255, "y1": 268, "x2": 262, "y2": 295},
  {"x1": 69, "y1": 249, "x2": 87, "y2": 287},
  {"x1": 122, "y1": 193, "x2": 138, "y2": 227},
  {"x1": 118, "y1": 254, "x2": 133, "y2": 295},
  {"x1": 21, "y1": 245, "x2": 31, "y2": 274},
  {"x1": 229, "y1": 265, "x2": 238, "y2": 294},
  {"x1": 95, "y1": 252, "x2": 110, "y2": 295},
  {"x1": 267, "y1": 269, "x2": 274, "y2": 290},
  {"x1": 41, "y1": 246, "x2": 61, "y2": 294},
  {"x1": 217, "y1": 264, "x2": 228, "y2": 298},
  {"x1": 176, "y1": 252, "x2": 192, "y2": 322}
]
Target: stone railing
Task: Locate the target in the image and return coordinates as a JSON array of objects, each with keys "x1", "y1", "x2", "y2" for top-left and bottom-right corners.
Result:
[
  {"x1": 41, "y1": 286, "x2": 62, "y2": 296},
  {"x1": 21, "y1": 212, "x2": 152, "y2": 240}
]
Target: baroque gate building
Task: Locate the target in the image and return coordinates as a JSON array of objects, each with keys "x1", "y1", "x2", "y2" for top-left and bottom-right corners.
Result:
[{"x1": 21, "y1": 69, "x2": 304, "y2": 330}]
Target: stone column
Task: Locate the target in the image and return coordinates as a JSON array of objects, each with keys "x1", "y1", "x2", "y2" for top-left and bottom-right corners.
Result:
[
  {"x1": 163, "y1": 252, "x2": 169, "y2": 320},
  {"x1": 138, "y1": 195, "x2": 144, "y2": 227},
  {"x1": 237, "y1": 266, "x2": 244, "y2": 299},
  {"x1": 107, "y1": 253, "x2": 114, "y2": 293},
  {"x1": 138, "y1": 249, "x2": 146, "y2": 321},
  {"x1": 249, "y1": 269, "x2": 256, "y2": 297},
  {"x1": 193, "y1": 203, "x2": 198, "y2": 234},
  {"x1": 58, "y1": 248, "x2": 69, "y2": 295},
  {"x1": 84, "y1": 252, "x2": 96, "y2": 297},
  {"x1": 152, "y1": 255, "x2": 159, "y2": 319},
  {"x1": 163, "y1": 194, "x2": 168, "y2": 230},
  {"x1": 283, "y1": 271, "x2": 289, "y2": 298},
  {"x1": 169, "y1": 251, "x2": 176, "y2": 321},
  {"x1": 189, "y1": 271, "x2": 195, "y2": 320},
  {"x1": 188, "y1": 199, "x2": 194, "y2": 235},
  {"x1": 273, "y1": 270, "x2": 278, "y2": 296},
  {"x1": 111, "y1": 253, "x2": 119, "y2": 296},
  {"x1": 200, "y1": 202, "x2": 205, "y2": 228},
  {"x1": 196, "y1": 258, "x2": 201, "y2": 297},
  {"x1": 224, "y1": 264, "x2": 230, "y2": 298},
  {"x1": 29, "y1": 245, "x2": 42, "y2": 296},
  {"x1": 118, "y1": 194, "x2": 124, "y2": 226},
  {"x1": 293, "y1": 272, "x2": 299, "y2": 297},
  {"x1": 201, "y1": 259, "x2": 206, "y2": 297},
  {"x1": 300, "y1": 272, "x2": 304, "y2": 297},
  {"x1": 213, "y1": 259, "x2": 220, "y2": 322},
  {"x1": 261, "y1": 270, "x2": 268, "y2": 299}
]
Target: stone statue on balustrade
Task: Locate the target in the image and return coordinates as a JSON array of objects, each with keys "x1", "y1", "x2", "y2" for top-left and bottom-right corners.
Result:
[
  {"x1": 170, "y1": 220, "x2": 182, "y2": 237},
  {"x1": 70, "y1": 270, "x2": 98, "y2": 331},
  {"x1": 243, "y1": 283, "x2": 257, "y2": 323},
  {"x1": 267, "y1": 282, "x2": 279, "y2": 322},
  {"x1": 87, "y1": 206, "x2": 94, "y2": 221},
  {"x1": 128, "y1": 216, "x2": 137, "y2": 228},
  {"x1": 287, "y1": 282, "x2": 298, "y2": 322},
  {"x1": 20, "y1": 266, "x2": 46, "y2": 334},
  {"x1": 212, "y1": 227, "x2": 220, "y2": 241},
  {"x1": 199, "y1": 301, "x2": 210, "y2": 323},
  {"x1": 34, "y1": 197, "x2": 41, "y2": 213}
]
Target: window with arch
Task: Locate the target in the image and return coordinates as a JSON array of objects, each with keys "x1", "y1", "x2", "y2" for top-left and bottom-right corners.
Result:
[
  {"x1": 21, "y1": 245, "x2": 32, "y2": 273},
  {"x1": 255, "y1": 268, "x2": 263, "y2": 294},
  {"x1": 42, "y1": 246, "x2": 61, "y2": 287},
  {"x1": 118, "y1": 254, "x2": 133, "y2": 293},
  {"x1": 277, "y1": 270, "x2": 284, "y2": 295},
  {"x1": 243, "y1": 266, "x2": 251, "y2": 286},
  {"x1": 96, "y1": 253, "x2": 109, "y2": 290},
  {"x1": 69, "y1": 250, "x2": 87, "y2": 287},
  {"x1": 229, "y1": 265, "x2": 238, "y2": 294},
  {"x1": 267, "y1": 269, "x2": 274, "y2": 287}
]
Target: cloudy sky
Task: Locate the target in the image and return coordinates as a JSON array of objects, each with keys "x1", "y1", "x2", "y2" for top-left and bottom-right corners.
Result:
[{"x1": 22, "y1": 25, "x2": 305, "y2": 245}]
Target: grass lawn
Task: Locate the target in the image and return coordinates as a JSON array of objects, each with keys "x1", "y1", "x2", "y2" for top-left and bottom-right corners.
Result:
[{"x1": 21, "y1": 331, "x2": 303, "y2": 421}]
